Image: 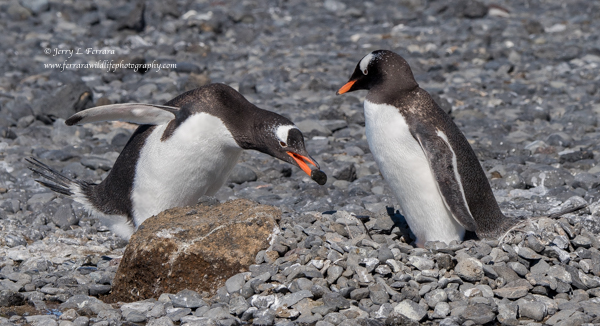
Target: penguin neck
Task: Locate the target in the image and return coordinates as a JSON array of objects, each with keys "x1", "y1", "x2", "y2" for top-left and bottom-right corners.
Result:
[{"x1": 366, "y1": 78, "x2": 420, "y2": 106}]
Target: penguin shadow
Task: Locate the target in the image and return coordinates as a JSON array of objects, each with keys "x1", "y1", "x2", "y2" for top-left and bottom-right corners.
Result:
[
  {"x1": 385, "y1": 206, "x2": 414, "y2": 244},
  {"x1": 384, "y1": 207, "x2": 478, "y2": 246}
]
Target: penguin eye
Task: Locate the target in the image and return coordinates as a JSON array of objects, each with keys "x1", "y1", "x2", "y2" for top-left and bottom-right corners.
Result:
[
  {"x1": 279, "y1": 141, "x2": 287, "y2": 147},
  {"x1": 363, "y1": 69, "x2": 368, "y2": 75}
]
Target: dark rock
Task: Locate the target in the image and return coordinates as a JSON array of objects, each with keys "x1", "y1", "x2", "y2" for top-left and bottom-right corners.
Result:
[
  {"x1": 332, "y1": 163, "x2": 357, "y2": 182},
  {"x1": 560, "y1": 150, "x2": 594, "y2": 164},
  {"x1": 523, "y1": 20, "x2": 545, "y2": 34},
  {"x1": 0, "y1": 290, "x2": 25, "y2": 307},
  {"x1": 459, "y1": 303, "x2": 495, "y2": 324},
  {"x1": 35, "y1": 83, "x2": 93, "y2": 121},
  {"x1": 228, "y1": 164, "x2": 258, "y2": 184},
  {"x1": 322, "y1": 292, "x2": 351, "y2": 311},
  {"x1": 80, "y1": 156, "x2": 113, "y2": 171},
  {"x1": 50, "y1": 201, "x2": 79, "y2": 230},
  {"x1": 460, "y1": 0, "x2": 488, "y2": 18}
]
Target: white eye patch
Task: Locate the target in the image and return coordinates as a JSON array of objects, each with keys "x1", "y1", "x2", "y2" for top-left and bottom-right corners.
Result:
[
  {"x1": 359, "y1": 53, "x2": 374, "y2": 75},
  {"x1": 275, "y1": 125, "x2": 297, "y2": 143}
]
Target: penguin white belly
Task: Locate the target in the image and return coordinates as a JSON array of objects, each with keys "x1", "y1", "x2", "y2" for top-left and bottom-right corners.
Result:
[
  {"x1": 364, "y1": 100, "x2": 465, "y2": 246},
  {"x1": 132, "y1": 113, "x2": 242, "y2": 226}
]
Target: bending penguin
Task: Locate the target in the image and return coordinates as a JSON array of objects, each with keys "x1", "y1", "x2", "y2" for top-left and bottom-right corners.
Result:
[
  {"x1": 28, "y1": 83, "x2": 327, "y2": 240},
  {"x1": 337, "y1": 50, "x2": 516, "y2": 246}
]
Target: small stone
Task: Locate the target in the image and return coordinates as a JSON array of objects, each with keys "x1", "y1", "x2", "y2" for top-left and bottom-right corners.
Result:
[
  {"x1": 322, "y1": 292, "x2": 351, "y2": 311},
  {"x1": 493, "y1": 286, "x2": 529, "y2": 299},
  {"x1": 332, "y1": 162, "x2": 357, "y2": 182},
  {"x1": 455, "y1": 258, "x2": 483, "y2": 282},
  {"x1": 0, "y1": 290, "x2": 25, "y2": 307},
  {"x1": 459, "y1": 304, "x2": 495, "y2": 324},
  {"x1": 392, "y1": 299, "x2": 427, "y2": 322},
  {"x1": 88, "y1": 284, "x2": 111, "y2": 296},
  {"x1": 368, "y1": 284, "x2": 389, "y2": 305},
  {"x1": 225, "y1": 273, "x2": 250, "y2": 294},
  {"x1": 125, "y1": 312, "x2": 147, "y2": 323},
  {"x1": 228, "y1": 164, "x2": 257, "y2": 184},
  {"x1": 171, "y1": 289, "x2": 207, "y2": 308},
  {"x1": 146, "y1": 316, "x2": 175, "y2": 326},
  {"x1": 526, "y1": 235, "x2": 545, "y2": 253},
  {"x1": 497, "y1": 300, "x2": 518, "y2": 324},
  {"x1": 431, "y1": 301, "x2": 450, "y2": 319},
  {"x1": 507, "y1": 262, "x2": 528, "y2": 277},
  {"x1": 515, "y1": 246, "x2": 542, "y2": 259},
  {"x1": 518, "y1": 300, "x2": 547, "y2": 321},
  {"x1": 572, "y1": 235, "x2": 593, "y2": 249},
  {"x1": 20, "y1": 0, "x2": 49, "y2": 14},
  {"x1": 80, "y1": 156, "x2": 113, "y2": 171},
  {"x1": 350, "y1": 288, "x2": 370, "y2": 301},
  {"x1": 326, "y1": 265, "x2": 344, "y2": 284},
  {"x1": 280, "y1": 290, "x2": 313, "y2": 308},
  {"x1": 408, "y1": 256, "x2": 435, "y2": 271},
  {"x1": 425, "y1": 289, "x2": 448, "y2": 309}
]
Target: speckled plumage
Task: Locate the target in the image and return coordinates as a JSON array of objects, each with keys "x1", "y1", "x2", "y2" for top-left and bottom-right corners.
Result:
[{"x1": 338, "y1": 50, "x2": 516, "y2": 245}]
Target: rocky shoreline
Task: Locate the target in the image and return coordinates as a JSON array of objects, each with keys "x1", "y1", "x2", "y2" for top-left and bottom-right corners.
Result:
[{"x1": 2, "y1": 0, "x2": 600, "y2": 325}]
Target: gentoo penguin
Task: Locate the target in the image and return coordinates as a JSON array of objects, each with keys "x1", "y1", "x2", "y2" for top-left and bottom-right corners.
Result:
[
  {"x1": 28, "y1": 83, "x2": 327, "y2": 240},
  {"x1": 337, "y1": 50, "x2": 515, "y2": 246}
]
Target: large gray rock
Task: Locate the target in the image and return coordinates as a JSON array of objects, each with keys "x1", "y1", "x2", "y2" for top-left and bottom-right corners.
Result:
[{"x1": 109, "y1": 199, "x2": 280, "y2": 302}]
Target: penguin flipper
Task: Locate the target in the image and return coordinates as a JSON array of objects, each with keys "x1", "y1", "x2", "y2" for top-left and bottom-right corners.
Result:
[
  {"x1": 412, "y1": 127, "x2": 478, "y2": 232},
  {"x1": 65, "y1": 103, "x2": 179, "y2": 126}
]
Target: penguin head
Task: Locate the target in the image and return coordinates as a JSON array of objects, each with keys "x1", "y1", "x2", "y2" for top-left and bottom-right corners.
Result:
[
  {"x1": 336, "y1": 49, "x2": 418, "y2": 95},
  {"x1": 241, "y1": 112, "x2": 326, "y2": 185}
]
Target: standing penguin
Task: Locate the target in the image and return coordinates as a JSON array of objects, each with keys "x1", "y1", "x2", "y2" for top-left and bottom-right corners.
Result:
[
  {"x1": 29, "y1": 83, "x2": 327, "y2": 240},
  {"x1": 337, "y1": 50, "x2": 515, "y2": 246}
]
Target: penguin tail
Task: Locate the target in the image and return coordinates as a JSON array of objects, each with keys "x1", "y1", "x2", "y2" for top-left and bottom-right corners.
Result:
[{"x1": 26, "y1": 157, "x2": 91, "y2": 197}]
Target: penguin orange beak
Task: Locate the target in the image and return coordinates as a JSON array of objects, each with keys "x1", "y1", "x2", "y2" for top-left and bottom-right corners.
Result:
[
  {"x1": 336, "y1": 80, "x2": 356, "y2": 95},
  {"x1": 287, "y1": 152, "x2": 318, "y2": 176}
]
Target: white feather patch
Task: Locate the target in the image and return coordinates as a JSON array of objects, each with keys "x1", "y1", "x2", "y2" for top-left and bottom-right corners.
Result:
[
  {"x1": 359, "y1": 53, "x2": 374, "y2": 74},
  {"x1": 66, "y1": 103, "x2": 178, "y2": 126},
  {"x1": 69, "y1": 183, "x2": 134, "y2": 240},
  {"x1": 275, "y1": 125, "x2": 296, "y2": 143},
  {"x1": 435, "y1": 129, "x2": 473, "y2": 217},
  {"x1": 131, "y1": 113, "x2": 243, "y2": 226}
]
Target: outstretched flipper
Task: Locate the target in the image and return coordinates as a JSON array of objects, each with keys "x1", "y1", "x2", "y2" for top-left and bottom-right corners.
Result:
[{"x1": 65, "y1": 103, "x2": 180, "y2": 126}]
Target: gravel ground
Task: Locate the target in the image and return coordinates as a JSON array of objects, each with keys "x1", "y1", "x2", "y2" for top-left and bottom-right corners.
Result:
[{"x1": 2, "y1": 0, "x2": 600, "y2": 325}]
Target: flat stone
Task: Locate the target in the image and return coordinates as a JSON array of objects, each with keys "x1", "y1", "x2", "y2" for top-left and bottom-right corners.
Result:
[
  {"x1": 408, "y1": 256, "x2": 435, "y2": 271},
  {"x1": 432, "y1": 302, "x2": 450, "y2": 319},
  {"x1": 497, "y1": 300, "x2": 518, "y2": 325},
  {"x1": 459, "y1": 303, "x2": 496, "y2": 325},
  {"x1": 392, "y1": 299, "x2": 427, "y2": 322},
  {"x1": 171, "y1": 290, "x2": 207, "y2": 309},
  {"x1": 280, "y1": 290, "x2": 313, "y2": 308},
  {"x1": 493, "y1": 286, "x2": 529, "y2": 299},
  {"x1": 573, "y1": 235, "x2": 593, "y2": 249},
  {"x1": 455, "y1": 258, "x2": 483, "y2": 282},
  {"x1": 425, "y1": 289, "x2": 448, "y2": 308},
  {"x1": 515, "y1": 246, "x2": 542, "y2": 259},
  {"x1": 322, "y1": 292, "x2": 351, "y2": 311},
  {"x1": 60, "y1": 295, "x2": 113, "y2": 315},
  {"x1": 518, "y1": 300, "x2": 547, "y2": 321},
  {"x1": 225, "y1": 273, "x2": 250, "y2": 294}
]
